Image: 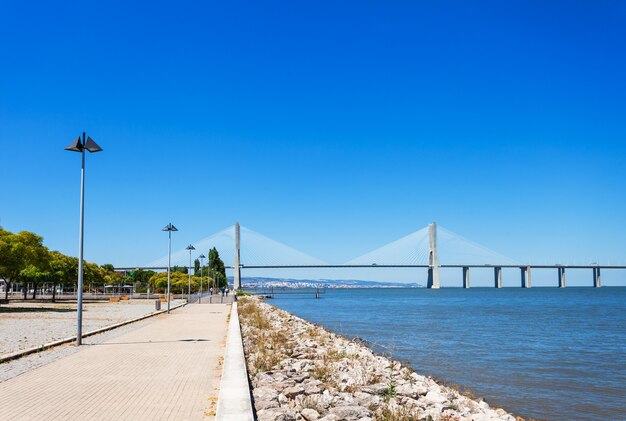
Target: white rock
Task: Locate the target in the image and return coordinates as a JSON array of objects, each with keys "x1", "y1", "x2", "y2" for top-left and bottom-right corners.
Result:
[
  {"x1": 423, "y1": 390, "x2": 448, "y2": 404},
  {"x1": 301, "y1": 408, "x2": 320, "y2": 420}
]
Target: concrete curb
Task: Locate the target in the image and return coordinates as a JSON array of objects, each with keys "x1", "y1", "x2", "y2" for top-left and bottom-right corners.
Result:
[
  {"x1": 216, "y1": 302, "x2": 254, "y2": 421},
  {"x1": 0, "y1": 301, "x2": 187, "y2": 364}
]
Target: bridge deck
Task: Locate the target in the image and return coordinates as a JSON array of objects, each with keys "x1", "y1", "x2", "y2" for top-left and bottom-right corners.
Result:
[
  {"x1": 0, "y1": 303, "x2": 230, "y2": 420},
  {"x1": 116, "y1": 264, "x2": 626, "y2": 271}
]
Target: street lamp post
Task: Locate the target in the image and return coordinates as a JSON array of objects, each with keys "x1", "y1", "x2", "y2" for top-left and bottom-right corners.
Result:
[
  {"x1": 185, "y1": 245, "x2": 195, "y2": 301},
  {"x1": 162, "y1": 223, "x2": 178, "y2": 313},
  {"x1": 199, "y1": 254, "x2": 206, "y2": 303},
  {"x1": 65, "y1": 133, "x2": 102, "y2": 346}
]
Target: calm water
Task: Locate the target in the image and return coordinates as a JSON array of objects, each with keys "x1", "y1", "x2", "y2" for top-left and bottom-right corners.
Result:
[{"x1": 269, "y1": 287, "x2": 626, "y2": 421}]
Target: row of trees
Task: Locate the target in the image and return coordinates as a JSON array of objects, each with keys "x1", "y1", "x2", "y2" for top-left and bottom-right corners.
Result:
[
  {"x1": 0, "y1": 227, "x2": 130, "y2": 300},
  {"x1": 148, "y1": 247, "x2": 229, "y2": 293},
  {"x1": 0, "y1": 227, "x2": 230, "y2": 300}
]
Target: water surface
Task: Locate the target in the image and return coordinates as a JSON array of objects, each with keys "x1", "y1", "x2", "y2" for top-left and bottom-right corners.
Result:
[{"x1": 268, "y1": 287, "x2": 626, "y2": 421}]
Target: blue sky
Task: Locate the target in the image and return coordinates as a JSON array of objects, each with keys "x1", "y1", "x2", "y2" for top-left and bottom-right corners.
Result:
[{"x1": 1, "y1": 1, "x2": 625, "y2": 284}]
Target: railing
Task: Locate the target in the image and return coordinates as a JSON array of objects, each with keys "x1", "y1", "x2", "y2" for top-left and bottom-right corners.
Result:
[
  {"x1": 245, "y1": 287, "x2": 326, "y2": 299},
  {"x1": 188, "y1": 291, "x2": 234, "y2": 304}
]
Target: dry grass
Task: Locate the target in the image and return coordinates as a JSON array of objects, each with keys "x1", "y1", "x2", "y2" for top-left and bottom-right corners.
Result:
[
  {"x1": 300, "y1": 395, "x2": 324, "y2": 413},
  {"x1": 238, "y1": 298, "x2": 270, "y2": 330},
  {"x1": 375, "y1": 405, "x2": 423, "y2": 421},
  {"x1": 253, "y1": 350, "x2": 282, "y2": 373},
  {"x1": 238, "y1": 298, "x2": 293, "y2": 374},
  {"x1": 311, "y1": 360, "x2": 333, "y2": 384}
]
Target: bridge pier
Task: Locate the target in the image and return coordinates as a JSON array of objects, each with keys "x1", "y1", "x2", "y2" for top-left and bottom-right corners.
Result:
[
  {"x1": 494, "y1": 267, "x2": 502, "y2": 288},
  {"x1": 593, "y1": 267, "x2": 602, "y2": 288},
  {"x1": 558, "y1": 267, "x2": 566, "y2": 288},
  {"x1": 521, "y1": 266, "x2": 532, "y2": 288},
  {"x1": 462, "y1": 266, "x2": 470, "y2": 288}
]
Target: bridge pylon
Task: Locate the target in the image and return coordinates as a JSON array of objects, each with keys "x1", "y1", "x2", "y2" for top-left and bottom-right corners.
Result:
[
  {"x1": 234, "y1": 222, "x2": 241, "y2": 290},
  {"x1": 427, "y1": 222, "x2": 440, "y2": 289}
]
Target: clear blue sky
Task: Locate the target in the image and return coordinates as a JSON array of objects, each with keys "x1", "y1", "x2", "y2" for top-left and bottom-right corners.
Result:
[{"x1": 1, "y1": 1, "x2": 625, "y2": 284}]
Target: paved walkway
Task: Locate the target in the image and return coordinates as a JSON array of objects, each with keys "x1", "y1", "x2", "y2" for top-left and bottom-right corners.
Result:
[{"x1": 0, "y1": 303, "x2": 230, "y2": 420}]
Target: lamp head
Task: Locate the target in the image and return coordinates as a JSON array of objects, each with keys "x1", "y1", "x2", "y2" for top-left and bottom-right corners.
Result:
[
  {"x1": 84, "y1": 137, "x2": 103, "y2": 153},
  {"x1": 186, "y1": 244, "x2": 196, "y2": 251},
  {"x1": 65, "y1": 136, "x2": 83, "y2": 152},
  {"x1": 162, "y1": 223, "x2": 178, "y2": 232},
  {"x1": 65, "y1": 134, "x2": 103, "y2": 153}
]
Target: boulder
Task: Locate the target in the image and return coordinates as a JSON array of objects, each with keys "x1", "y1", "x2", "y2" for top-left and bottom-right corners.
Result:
[
  {"x1": 257, "y1": 408, "x2": 296, "y2": 421},
  {"x1": 284, "y1": 385, "x2": 305, "y2": 399},
  {"x1": 301, "y1": 408, "x2": 321, "y2": 420},
  {"x1": 254, "y1": 386, "x2": 279, "y2": 403},
  {"x1": 423, "y1": 390, "x2": 448, "y2": 404},
  {"x1": 396, "y1": 383, "x2": 428, "y2": 398},
  {"x1": 329, "y1": 405, "x2": 371, "y2": 420}
]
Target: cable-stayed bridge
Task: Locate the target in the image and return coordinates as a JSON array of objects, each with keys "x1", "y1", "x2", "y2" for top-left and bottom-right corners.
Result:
[{"x1": 115, "y1": 222, "x2": 623, "y2": 288}]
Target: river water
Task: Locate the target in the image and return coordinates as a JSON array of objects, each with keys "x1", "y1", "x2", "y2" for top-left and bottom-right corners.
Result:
[{"x1": 269, "y1": 287, "x2": 626, "y2": 421}]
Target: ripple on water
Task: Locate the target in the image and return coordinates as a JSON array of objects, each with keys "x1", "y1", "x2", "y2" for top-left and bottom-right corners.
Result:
[{"x1": 270, "y1": 287, "x2": 626, "y2": 421}]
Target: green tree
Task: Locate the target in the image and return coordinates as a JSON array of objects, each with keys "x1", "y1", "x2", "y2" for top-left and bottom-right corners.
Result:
[
  {"x1": 0, "y1": 227, "x2": 17, "y2": 299},
  {"x1": 171, "y1": 265, "x2": 188, "y2": 274},
  {"x1": 208, "y1": 247, "x2": 228, "y2": 289},
  {"x1": 148, "y1": 272, "x2": 201, "y2": 294},
  {"x1": 101, "y1": 263, "x2": 115, "y2": 272},
  {"x1": 20, "y1": 262, "x2": 51, "y2": 299},
  {"x1": 132, "y1": 269, "x2": 156, "y2": 284},
  {"x1": 0, "y1": 229, "x2": 49, "y2": 299},
  {"x1": 48, "y1": 251, "x2": 77, "y2": 301}
]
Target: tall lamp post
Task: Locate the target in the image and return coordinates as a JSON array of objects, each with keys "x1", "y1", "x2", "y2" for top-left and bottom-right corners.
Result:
[
  {"x1": 185, "y1": 244, "x2": 195, "y2": 301},
  {"x1": 199, "y1": 254, "x2": 206, "y2": 303},
  {"x1": 162, "y1": 223, "x2": 178, "y2": 313},
  {"x1": 65, "y1": 133, "x2": 102, "y2": 346}
]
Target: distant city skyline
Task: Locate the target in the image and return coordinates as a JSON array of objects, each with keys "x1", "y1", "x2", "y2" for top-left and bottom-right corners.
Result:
[{"x1": 1, "y1": 1, "x2": 624, "y2": 285}]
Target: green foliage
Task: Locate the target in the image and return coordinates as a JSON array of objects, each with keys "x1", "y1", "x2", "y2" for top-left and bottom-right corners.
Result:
[
  {"x1": 236, "y1": 290, "x2": 252, "y2": 296},
  {"x1": 101, "y1": 263, "x2": 115, "y2": 272},
  {"x1": 0, "y1": 227, "x2": 51, "y2": 298},
  {"x1": 383, "y1": 361, "x2": 397, "y2": 399},
  {"x1": 0, "y1": 226, "x2": 104, "y2": 299},
  {"x1": 171, "y1": 265, "x2": 188, "y2": 274},
  {"x1": 128, "y1": 268, "x2": 155, "y2": 284},
  {"x1": 208, "y1": 247, "x2": 228, "y2": 288},
  {"x1": 148, "y1": 271, "x2": 202, "y2": 293}
]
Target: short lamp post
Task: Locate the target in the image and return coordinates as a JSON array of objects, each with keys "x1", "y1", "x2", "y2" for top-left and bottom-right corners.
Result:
[
  {"x1": 185, "y1": 244, "x2": 195, "y2": 301},
  {"x1": 162, "y1": 223, "x2": 178, "y2": 313},
  {"x1": 199, "y1": 254, "x2": 206, "y2": 303},
  {"x1": 65, "y1": 133, "x2": 102, "y2": 346}
]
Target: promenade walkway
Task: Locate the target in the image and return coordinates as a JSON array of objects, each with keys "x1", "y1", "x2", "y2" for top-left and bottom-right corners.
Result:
[{"x1": 0, "y1": 303, "x2": 230, "y2": 420}]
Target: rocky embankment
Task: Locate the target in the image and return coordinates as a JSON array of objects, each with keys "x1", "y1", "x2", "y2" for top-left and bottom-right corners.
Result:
[{"x1": 238, "y1": 298, "x2": 520, "y2": 421}]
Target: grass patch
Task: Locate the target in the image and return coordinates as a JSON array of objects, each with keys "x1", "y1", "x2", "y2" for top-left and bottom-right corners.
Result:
[{"x1": 375, "y1": 405, "x2": 423, "y2": 421}]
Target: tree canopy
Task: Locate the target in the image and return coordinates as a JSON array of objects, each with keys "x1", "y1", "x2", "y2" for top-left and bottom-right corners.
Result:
[
  {"x1": 0, "y1": 226, "x2": 124, "y2": 299},
  {"x1": 208, "y1": 247, "x2": 228, "y2": 289}
]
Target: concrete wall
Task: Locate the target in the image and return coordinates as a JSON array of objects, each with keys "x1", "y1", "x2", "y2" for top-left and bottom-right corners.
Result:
[{"x1": 216, "y1": 302, "x2": 254, "y2": 421}]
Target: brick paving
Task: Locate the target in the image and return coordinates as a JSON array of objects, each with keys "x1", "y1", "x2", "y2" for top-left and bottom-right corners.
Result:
[{"x1": 0, "y1": 303, "x2": 230, "y2": 421}]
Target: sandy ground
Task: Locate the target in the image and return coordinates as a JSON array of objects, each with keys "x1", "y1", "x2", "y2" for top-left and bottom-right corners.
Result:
[{"x1": 0, "y1": 299, "x2": 185, "y2": 357}]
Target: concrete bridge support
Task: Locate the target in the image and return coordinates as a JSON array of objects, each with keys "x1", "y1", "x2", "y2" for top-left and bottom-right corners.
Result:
[
  {"x1": 234, "y1": 222, "x2": 241, "y2": 290},
  {"x1": 494, "y1": 267, "x2": 502, "y2": 288},
  {"x1": 427, "y1": 222, "x2": 440, "y2": 289},
  {"x1": 558, "y1": 267, "x2": 566, "y2": 288},
  {"x1": 593, "y1": 267, "x2": 602, "y2": 288},
  {"x1": 462, "y1": 267, "x2": 470, "y2": 288},
  {"x1": 521, "y1": 266, "x2": 532, "y2": 288}
]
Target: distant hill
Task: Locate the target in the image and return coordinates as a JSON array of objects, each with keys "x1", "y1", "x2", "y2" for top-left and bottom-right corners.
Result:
[{"x1": 233, "y1": 277, "x2": 422, "y2": 289}]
